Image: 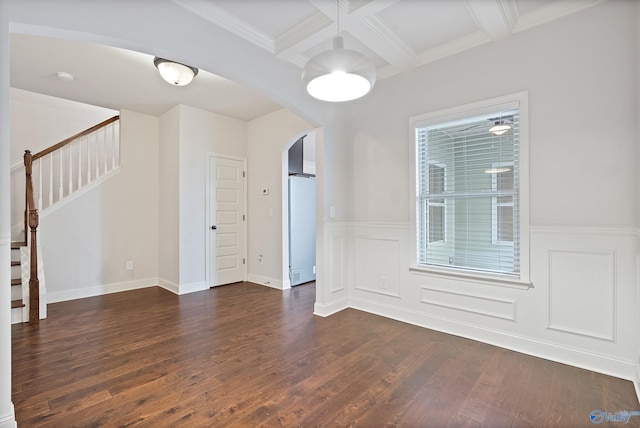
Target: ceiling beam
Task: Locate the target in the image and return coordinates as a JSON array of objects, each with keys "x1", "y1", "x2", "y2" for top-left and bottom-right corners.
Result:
[
  {"x1": 280, "y1": 0, "x2": 408, "y2": 67},
  {"x1": 349, "y1": 16, "x2": 414, "y2": 69},
  {"x1": 275, "y1": 11, "x2": 334, "y2": 59},
  {"x1": 465, "y1": 0, "x2": 519, "y2": 41}
]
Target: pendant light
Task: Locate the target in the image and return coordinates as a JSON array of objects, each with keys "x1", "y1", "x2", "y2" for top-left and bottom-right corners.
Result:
[
  {"x1": 154, "y1": 57, "x2": 199, "y2": 86},
  {"x1": 301, "y1": 1, "x2": 376, "y2": 102}
]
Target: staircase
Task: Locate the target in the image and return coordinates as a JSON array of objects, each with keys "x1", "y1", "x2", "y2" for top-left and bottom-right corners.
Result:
[
  {"x1": 10, "y1": 240, "x2": 26, "y2": 323},
  {"x1": 10, "y1": 114, "x2": 120, "y2": 323}
]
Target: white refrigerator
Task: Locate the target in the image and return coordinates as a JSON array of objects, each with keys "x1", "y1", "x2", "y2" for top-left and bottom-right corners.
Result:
[{"x1": 288, "y1": 175, "x2": 316, "y2": 286}]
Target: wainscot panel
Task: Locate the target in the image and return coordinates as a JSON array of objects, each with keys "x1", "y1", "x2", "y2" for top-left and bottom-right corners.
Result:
[
  {"x1": 548, "y1": 249, "x2": 615, "y2": 341},
  {"x1": 355, "y1": 236, "x2": 401, "y2": 298},
  {"x1": 343, "y1": 223, "x2": 637, "y2": 380}
]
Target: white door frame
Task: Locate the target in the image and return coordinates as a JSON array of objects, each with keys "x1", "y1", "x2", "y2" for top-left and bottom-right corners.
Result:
[
  {"x1": 205, "y1": 152, "x2": 248, "y2": 287},
  {"x1": 281, "y1": 130, "x2": 316, "y2": 289}
]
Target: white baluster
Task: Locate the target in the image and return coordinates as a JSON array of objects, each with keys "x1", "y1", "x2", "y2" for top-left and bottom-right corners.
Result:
[
  {"x1": 68, "y1": 143, "x2": 74, "y2": 195},
  {"x1": 38, "y1": 159, "x2": 43, "y2": 211},
  {"x1": 48, "y1": 154, "x2": 53, "y2": 208},
  {"x1": 95, "y1": 133, "x2": 99, "y2": 179},
  {"x1": 78, "y1": 136, "x2": 82, "y2": 188},
  {"x1": 111, "y1": 123, "x2": 116, "y2": 170},
  {"x1": 87, "y1": 135, "x2": 92, "y2": 183},
  {"x1": 103, "y1": 127, "x2": 108, "y2": 174},
  {"x1": 59, "y1": 148, "x2": 64, "y2": 201}
]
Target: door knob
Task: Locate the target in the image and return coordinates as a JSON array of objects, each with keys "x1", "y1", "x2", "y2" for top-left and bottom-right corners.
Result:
[{"x1": 211, "y1": 225, "x2": 217, "y2": 230}]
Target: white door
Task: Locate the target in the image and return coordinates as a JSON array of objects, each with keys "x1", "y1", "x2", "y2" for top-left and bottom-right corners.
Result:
[{"x1": 208, "y1": 155, "x2": 246, "y2": 287}]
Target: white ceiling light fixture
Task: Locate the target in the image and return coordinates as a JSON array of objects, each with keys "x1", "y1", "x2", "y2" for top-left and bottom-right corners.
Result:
[
  {"x1": 301, "y1": 1, "x2": 376, "y2": 102},
  {"x1": 56, "y1": 71, "x2": 74, "y2": 82},
  {"x1": 489, "y1": 120, "x2": 512, "y2": 136},
  {"x1": 153, "y1": 57, "x2": 198, "y2": 86},
  {"x1": 484, "y1": 167, "x2": 511, "y2": 174}
]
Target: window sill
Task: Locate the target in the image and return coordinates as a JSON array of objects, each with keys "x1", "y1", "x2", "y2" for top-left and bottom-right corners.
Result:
[{"x1": 409, "y1": 265, "x2": 533, "y2": 290}]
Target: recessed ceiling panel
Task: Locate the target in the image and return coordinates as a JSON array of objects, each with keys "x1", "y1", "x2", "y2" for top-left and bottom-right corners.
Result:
[
  {"x1": 211, "y1": 0, "x2": 319, "y2": 39},
  {"x1": 376, "y1": 1, "x2": 480, "y2": 53},
  {"x1": 515, "y1": 0, "x2": 555, "y2": 16}
]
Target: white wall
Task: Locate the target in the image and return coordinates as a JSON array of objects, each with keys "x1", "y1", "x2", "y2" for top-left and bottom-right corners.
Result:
[
  {"x1": 177, "y1": 105, "x2": 247, "y2": 292},
  {"x1": 9, "y1": 89, "x2": 117, "y2": 238},
  {"x1": 159, "y1": 104, "x2": 248, "y2": 294},
  {"x1": 320, "y1": 1, "x2": 640, "y2": 380},
  {"x1": 158, "y1": 106, "x2": 180, "y2": 288},
  {"x1": 9, "y1": 88, "x2": 117, "y2": 165},
  {"x1": 247, "y1": 108, "x2": 313, "y2": 288},
  {"x1": 40, "y1": 110, "x2": 159, "y2": 302},
  {"x1": 0, "y1": 1, "x2": 16, "y2": 425}
]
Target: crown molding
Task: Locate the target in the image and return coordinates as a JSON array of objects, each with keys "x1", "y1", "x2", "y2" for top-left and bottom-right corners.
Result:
[
  {"x1": 171, "y1": 0, "x2": 274, "y2": 53},
  {"x1": 275, "y1": 11, "x2": 333, "y2": 59},
  {"x1": 412, "y1": 30, "x2": 492, "y2": 70},
  {"x1": 353, "y1": 16, "x2": 415, "y2": 70},
  {"x1": 513, "y1": 0, "x2": 609, "y2": 34}
]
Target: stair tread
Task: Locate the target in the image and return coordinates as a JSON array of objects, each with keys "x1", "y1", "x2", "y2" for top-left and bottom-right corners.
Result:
[
  {"x1": 11, "y1": 300, "x2": 25, "y2": 309},
  {"x1": 11, "y1": 278, "x2": 21, "y2": 286},
  {"x1": 11, "y1": 261, "x2": 20, "y2": 266},
  {"x1": 11, "y1": 241, "x2": 27, "y2": 249}
]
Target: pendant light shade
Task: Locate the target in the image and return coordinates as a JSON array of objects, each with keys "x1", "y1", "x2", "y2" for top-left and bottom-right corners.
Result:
[
  {"x1": 154, "y1": 57, "x2": 198, "y2": 86},
  {"x1": 301, "y1": 37, "x2": 376, "y2": 102}
]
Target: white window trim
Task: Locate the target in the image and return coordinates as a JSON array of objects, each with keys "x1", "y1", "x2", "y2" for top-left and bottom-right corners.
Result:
[{"x1": 408, "y1": 91, "x2": 530, "y2": 285}]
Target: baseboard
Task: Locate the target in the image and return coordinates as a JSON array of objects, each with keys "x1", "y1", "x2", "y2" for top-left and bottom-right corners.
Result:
[
  {"x1": 247, "y1": 273, "x2": 286, "y2": 290},
  {"x1": 0, "y1": 404, "x2": 17, "y2": 428},
  {"x1": 177, "y1": 281, "x2": 209, "y2": 295},
  {"x1": 46, "y1": 278, "x2": 157, "y2": 303},
  {"x1": 634, "y1": 351, "x2": 640, "y2": 404},
  {"x1": 349, "y1": 297, "x2": 636, "y2": 381},
  {"x1": 314, "y1": 297, "x2": 349, "y2": 317},
  {"x1": 157, "y1": 278, "x2": 179, "y2": 294},
  {"x1": 10, "y1": 308, "x2": 24, "y2": 325}
]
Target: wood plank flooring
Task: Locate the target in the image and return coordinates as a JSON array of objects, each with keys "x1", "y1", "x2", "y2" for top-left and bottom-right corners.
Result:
[{"x1": 11, "y1": 282, "x2": 640, "y2": 427}]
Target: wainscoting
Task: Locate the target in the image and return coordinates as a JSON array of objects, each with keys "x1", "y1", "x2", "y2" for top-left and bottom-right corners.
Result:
[{"x1": 320, "y1": 222, "x2": 638, "y2": 381}]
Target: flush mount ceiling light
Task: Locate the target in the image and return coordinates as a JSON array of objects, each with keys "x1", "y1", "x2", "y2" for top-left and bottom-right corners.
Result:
[
  {"x1": 301, "y1": 2, "x2": 376, "y2": 102},
  {"x1": 56, "y1": 71, "x2": 74, "y2": 82},
  {"x1": 489, "y1": 121, "x2": 512, "y2": 136},
  {"x1": 153, "y1": 57, "x2": 198, "y2": 86}
]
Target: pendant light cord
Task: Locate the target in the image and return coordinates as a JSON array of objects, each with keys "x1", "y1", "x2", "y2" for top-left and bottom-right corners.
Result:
[{"x1": 336, "y1": 0, "x2": 340, "y2": 35}]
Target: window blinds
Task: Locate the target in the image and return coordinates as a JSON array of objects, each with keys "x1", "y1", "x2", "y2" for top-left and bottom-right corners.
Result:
[{"x1": 416, "y1": 108, "x2": 520, "y2": 276}]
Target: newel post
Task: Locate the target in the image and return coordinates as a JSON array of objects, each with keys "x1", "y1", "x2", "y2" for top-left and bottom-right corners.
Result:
[
  {"x1": 28, "y1": 209, "x2": 39, "y2": 323},
  {"x1": 24, "y1": 149, "x2": 40, "y2": 322}
]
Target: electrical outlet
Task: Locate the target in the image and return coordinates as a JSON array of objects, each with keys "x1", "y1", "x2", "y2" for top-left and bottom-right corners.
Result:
[
  {"x1": 258, "y1": 254, "x2": 263, "y2": 264},
  {"x1": 126, "y1": 261, "x2": 134, "y2": 270}
]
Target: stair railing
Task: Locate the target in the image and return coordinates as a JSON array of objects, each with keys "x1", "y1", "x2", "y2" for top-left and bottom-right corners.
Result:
[{"x1": 23, "y1": 115, "x2": 120, "y2": 322}]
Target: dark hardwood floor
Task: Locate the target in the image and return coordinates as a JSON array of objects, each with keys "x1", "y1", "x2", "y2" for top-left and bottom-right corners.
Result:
[{"x1": 11, "y1": 282, "x2": 640, "y2": 427}]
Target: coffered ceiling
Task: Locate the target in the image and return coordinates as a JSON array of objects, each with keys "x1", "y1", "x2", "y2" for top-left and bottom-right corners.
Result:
[
  {"x1": 174, "y1": 0, "x2": 605, "y2": 79},
  {"x1": 9, "y1": 0, "x2": 606, "y2": 120}
]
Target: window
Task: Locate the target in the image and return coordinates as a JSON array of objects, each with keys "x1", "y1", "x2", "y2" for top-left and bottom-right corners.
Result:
[{"x1": 412, "y1": 93, "x2": 528, "y2": 281}]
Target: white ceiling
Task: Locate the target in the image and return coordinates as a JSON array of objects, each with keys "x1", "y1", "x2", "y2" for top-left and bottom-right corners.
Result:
[{"x1": 9, "y1": 0, "x2": 605, "y2": 121}]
